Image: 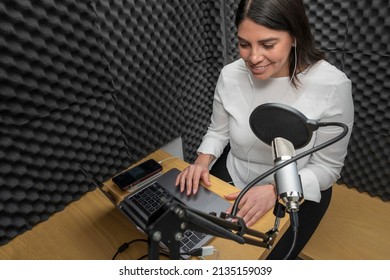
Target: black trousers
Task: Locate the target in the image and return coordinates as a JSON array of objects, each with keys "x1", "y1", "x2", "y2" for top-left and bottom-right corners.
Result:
[{"x1": 209, "y1": 145, "x2": 332, "y2": 260}]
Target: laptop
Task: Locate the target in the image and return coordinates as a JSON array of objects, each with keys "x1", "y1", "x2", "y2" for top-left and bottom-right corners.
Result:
[{"x1": 80, "y1": 165, "x2": 231, "y2": 259}]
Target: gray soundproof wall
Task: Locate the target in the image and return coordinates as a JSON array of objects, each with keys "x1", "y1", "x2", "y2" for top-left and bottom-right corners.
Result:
[
  {"x1": 0, "y1": 0, "x2": 389, "y2": 246},
  {"x1": 0, "y1": 0, "x2": 224, "y2": 245}
]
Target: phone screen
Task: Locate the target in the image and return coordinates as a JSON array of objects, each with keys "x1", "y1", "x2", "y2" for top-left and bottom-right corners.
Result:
[
  {"x1": 129, "y1": 166, "x2": 145, "y2": 180},
  {"x1": 113, "y1": 159, "x2": 162, "y2": 190}
]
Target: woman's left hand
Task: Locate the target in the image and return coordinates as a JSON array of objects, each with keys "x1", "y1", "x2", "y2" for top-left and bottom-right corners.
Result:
[{"x1": 224, "y1": 184, "x2": 277, "y2": 227}]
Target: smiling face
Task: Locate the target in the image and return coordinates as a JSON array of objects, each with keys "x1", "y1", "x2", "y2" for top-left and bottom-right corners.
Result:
[{"x1": 237, "y1": 19, "x2": 295, "y2": 80}]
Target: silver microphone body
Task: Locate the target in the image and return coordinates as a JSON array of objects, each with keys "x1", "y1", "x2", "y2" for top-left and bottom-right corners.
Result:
[{"x1": 272, "y1": 137, "x2": 304, "y2": 212}]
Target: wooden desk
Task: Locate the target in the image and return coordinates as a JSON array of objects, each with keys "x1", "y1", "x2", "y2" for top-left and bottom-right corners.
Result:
[
  {"x1": 0, "y1": 150, "x2": 288, "y2": 260},
  {"x1": 300, "y1": 184, "x2": 390, "y2": 259}
]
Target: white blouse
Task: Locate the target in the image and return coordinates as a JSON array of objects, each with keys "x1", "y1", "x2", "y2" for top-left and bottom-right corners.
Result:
[{"x1": 197, "y1": 58, "x2": 354, "y2": 202}]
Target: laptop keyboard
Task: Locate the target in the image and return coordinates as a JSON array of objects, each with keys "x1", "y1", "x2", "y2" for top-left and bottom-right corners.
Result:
[
  {"x1": 181, "y1": 229, "x2": 207, "y2": 252},
  {"x1": 131, "y1": 182, "x2": 174, "y2": 215},
  {"x1": 123, "y1": 181, "x2": 208, "y2": 254}
]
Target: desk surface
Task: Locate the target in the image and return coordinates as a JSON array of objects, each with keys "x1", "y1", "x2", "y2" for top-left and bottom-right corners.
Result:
[{"x1": 0, "y1": 150, "x2": 288, "y2": 260}]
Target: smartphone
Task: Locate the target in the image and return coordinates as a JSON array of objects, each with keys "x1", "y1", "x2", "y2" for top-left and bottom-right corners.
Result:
[{"x1": 112, "y1": 159, "x2": 162, "y2": 191}]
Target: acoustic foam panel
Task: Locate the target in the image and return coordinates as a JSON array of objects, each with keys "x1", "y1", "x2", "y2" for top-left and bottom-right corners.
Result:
[
  {"x1": 303, "y1": 0, "x2": 350, "y2": 51},
  {"x1": 345, "y1": 0, "x2": 390, "y2": 55},
  {"x1": 340, "y1": 52, "x2": 390, "y2": 200},
  {"x1": 93, "y1": 0, "x2": 224, "y2": 163},
  {"x1": 337, "y1": 1, "x2": 390, "y2": 199},
  {"x1": 1, "y1": 0, "x2": 389, "y2": 248},
  {"x1": 222, "y1": 0, "x2": 240, "y2": 64},
  {"x1": 0, "y1": 0, "x2": 131, "y2": 244},
  {"x1": 0, "y1": 0, "x2": 226, "y2": 245},
  {"x1": 0, "y1": 95, "x2": 129, "y2": 240}
]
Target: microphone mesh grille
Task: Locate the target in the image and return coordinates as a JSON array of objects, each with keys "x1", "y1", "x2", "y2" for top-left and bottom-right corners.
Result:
[{"x1": 272, "y1": 137, "x2": 295, "y2": 160}]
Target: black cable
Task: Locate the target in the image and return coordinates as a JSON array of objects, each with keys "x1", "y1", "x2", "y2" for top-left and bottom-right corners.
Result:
[
  {"x1": 229, "y1": 122, "x2": 347, "y2": 259},
  {"x1": 112, "y1": 239, "x2": 148, "y2": 260},
  {"x1": 112, "y1": 239, "x2": 191, "y2": 260},
  {"x1": 283, "y1": 211, "x2": 299, "y2": 260},
  {"x1": 232, "y1": 122, "x2": 348, "y2": 216}
]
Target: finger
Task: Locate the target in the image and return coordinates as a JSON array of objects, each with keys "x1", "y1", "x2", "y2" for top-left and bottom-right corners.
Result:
[
  {"x1": 225, "y1": 192, "x2": 247, "y2": 217},
  {"x1": 224, "y1": 205, "x2": 241, "y2": 224},
  {"x1": 235, "y1": 206, "x2": 248, "y2": 220},
  {"x1": 179, "y1": 169, "x2": 189, "y2": 193},
  {"x1": 201, "y1": 172, "x2": 211, "y2": 187},
  {"x1": 234, "y1": 196, "x2": 253, "y2": 220},
  {"x1": 245, "y1": 211, "x2": 264, "y2": 227},
  {"x1": 175, "y1": 172, "x2": 183, "y2": 188},
  {"x1": 190, "y1": 169, "x2": 204, "y2": 195},
  {"x1": 224, "y1": 191, "x2": 240, "y2": 200},
  {"x1": 185, "y1": 167, "x2": 196, "y2": 195},
  {"x1": 225, "y1": 204, "x2": 232, "y2": 214}
]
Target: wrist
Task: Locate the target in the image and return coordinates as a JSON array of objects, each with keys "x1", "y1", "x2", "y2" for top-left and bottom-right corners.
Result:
[{"x1": 195, "y1": 153, "x2": 215, "y2": 167}]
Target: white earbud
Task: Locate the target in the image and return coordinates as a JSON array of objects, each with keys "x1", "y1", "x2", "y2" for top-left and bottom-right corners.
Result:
[{"x1": 292, "y1": 38, "x2": 297, "y2": 47}]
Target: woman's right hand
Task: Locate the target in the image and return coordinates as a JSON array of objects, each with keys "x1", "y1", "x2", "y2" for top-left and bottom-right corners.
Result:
[{"x1": 175, "y1": 154, "x2": 214, "y2": 195}]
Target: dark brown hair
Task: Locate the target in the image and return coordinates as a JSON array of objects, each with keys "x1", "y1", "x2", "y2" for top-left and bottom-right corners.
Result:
[{"x1": 235, "y1": 0, "x2": 324, "y2": 87}]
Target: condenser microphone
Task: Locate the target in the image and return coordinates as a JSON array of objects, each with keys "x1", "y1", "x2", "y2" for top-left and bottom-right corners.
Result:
[
  {"x1": 232, "y1": 103, "x2": 348, "y2": 216},
  {"x1": 272, "y1": 137, "x2": 303, "y2": 212}
]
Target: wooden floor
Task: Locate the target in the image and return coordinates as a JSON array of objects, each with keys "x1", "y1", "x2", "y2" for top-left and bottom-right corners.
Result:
[{"x1": 299, "y1": 184, "x2": 390, "y2": 260}]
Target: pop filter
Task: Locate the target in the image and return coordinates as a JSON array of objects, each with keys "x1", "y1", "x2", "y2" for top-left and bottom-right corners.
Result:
[{"x1": 249, "y1": 103, "x2": 320, "y2": 149}]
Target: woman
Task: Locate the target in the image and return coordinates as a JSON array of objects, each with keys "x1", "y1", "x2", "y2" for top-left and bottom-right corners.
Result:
[{"x1": 176, "y1": 0, "x2": 354, "y2": 259}]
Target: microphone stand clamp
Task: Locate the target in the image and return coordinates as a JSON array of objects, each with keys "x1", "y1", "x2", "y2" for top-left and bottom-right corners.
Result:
[{"x1": 146, "y1": 198, "x2": 280, "y2": 259}]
